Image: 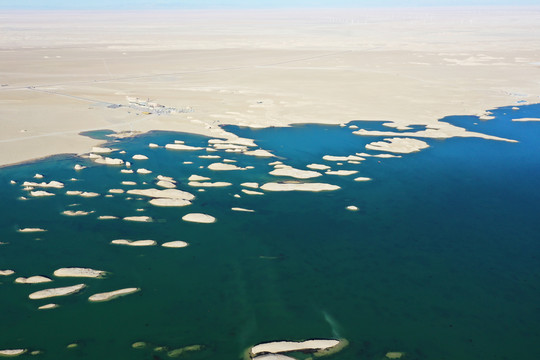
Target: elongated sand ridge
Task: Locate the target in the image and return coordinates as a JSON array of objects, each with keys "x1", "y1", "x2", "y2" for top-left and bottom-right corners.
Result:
[
  {"x1": 127, "y1": 188, "x2": 195, "y2": 201},
  {"x1": 0, "y1": 349, "x2": 27, "y2": 357},
  {"x1": 260, "y1": 183, "x2": 340, "y2": 192},
  {"x1": 38, "y1": 303, "x2": 59, "y2": 310},
  {"x1": 15, "y1": 276, "x2": 52, "y2": 284},
  {"x1": 250, "y1": 339, "x2": 341, "y2": 356},
  {"x1": 29, "y1": 284, "x2": 86, "y2": 300},
  {"x1": 53, "y1": 267, "x2": 105, "y2": 278},
  {"x1": 365, "y1": 138, "x2": 430, "y2": 154},
  {"x1": 123, "y1": 216, "x2": 153, "y2": 222},
  {"x1": 269, "y1": 166, "x2": 322, "y2": 179},
  {"x1": 88, "y1": 288, "x2": 140, "y2": 302},
  {"x1": 162, "y1": 241, "x2": 189, "y2": 248},
  {"x1": 17, "y1": 228, "x2": 46, "y2": 233},
  {"x1": 111, "y1": 239, "x2": 157, "y2": 246},
  {"x1": 182, "y1": 213, "x2": 216, "y2": 223},
  {"x1": 0, "y1": 270, "x2": 15, "y2": 276},
  {"x1": 252, "y1": 355, "x2": 297, "y2": 360}
]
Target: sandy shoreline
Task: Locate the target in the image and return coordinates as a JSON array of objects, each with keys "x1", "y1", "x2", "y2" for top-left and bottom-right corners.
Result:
[{"x1": 1, "y1": 7, "x2": 539, "y2": 166}]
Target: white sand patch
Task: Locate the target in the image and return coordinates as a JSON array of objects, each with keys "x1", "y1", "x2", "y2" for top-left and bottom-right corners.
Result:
[
  {"x1": 22, "y1": 181, "x2": 64, "y2": 188},
  {"x1": 121, "y1": 169, "x2": 134, "y2": 174},
  {"x1": 244, "y1": 149, "x2": 274, "y2": 157},
  {"x1": 89, "y1": 287, "x2": 140, "y2": 302},
  {"x1": 17, "y1": 228, "x2": 46, "y2": 233},
  {"x1": 15, "y1": 276, "x2": 52, "y2": 284},
  {"x1": 250, "y1": 339, "x2": 340, "y2": 356},
  {"x1": 512, "y1": 117, "x2": 540, "y2": 122},
  {"x1": 365, "y1": 137, "x2": 429, "y2": 153},
  {"x1": 323, "y1": 155, "x2": 365, "y2": 162},
  {"x1": 149, "y1": 198, "x2": 191, "y2": 207},
  {"x1": 109, "y1": 189, "x2": 125, "y2": 194},
  {"x1": 80, "y1": 192, "x2": 99, "y2": 198},
  {"x1": 156, "y1": 180, "x2": 176, "y2": 188},
  {"x1": 98, "y1": 215, "x2": 118, "y2": 220},
  {"x1": 269, "y1": 161, "x2": 283, "y2": 166},
  {"x1": 182, "y1": 213, "x2": 216, "y2": 223},
  {"x1": 346, "y1": 206, "x2": 359, "y2": 211},
  {"x1": 189, "y1": 174, "x2": 211, "y2": 181},
  {"x1": 38, "y1": 303, "x2": 58, "y2": 310},
  {"x1": 122, "y1": 181, "x2": 137, "y2": 185},
  {"x1": 30, "y1": 190, "x2": 55, "y2": 197},
  {"x1": 242, "y1": 189, "x2": 264, "y2": 195},
  {"x1": 132, "y1": 154, "x2": 148, "y2": 160},
  {"x1": 54, "y1": 267, "x2": 105, "y2": 278},
  {"x1": 200, "y1": 155, "x2": 221, "y2": 159},
  {"x1": 34, "y1": 173, "x2": 43, "y2": 179},
  {"x1": 209, "y1": 138, "x2": 256, "y2": 147},
  {"x1": 66, "y1": 190, "x2": 82, "y2": 195},
  {"x1": 222, "y1": 159, "x2": 237, "y2": 163},
  {"x1": 162, "y1": 241, "x2": 189, "y2": 248},
  {"x1": 136, "y1": 168, "x2": 152, "y2": 174},
  {"x1": 184, "y1": 161, "x2": 193, "y2": 164},
  {"x1": 157, "y1": 175, "x2": 175, "y2": 182},
  {"x1": 232, "y1": 207, "x2": 255, "y2": 212},
  {"x1": 241, "y1": 182, "x2": 259, "y2": 189},
  {"x1": 29, "y1": 284, "x2": 86, "y2": 300},
  {"x1": 208, "y1": 163, "x2": 246, "y2": 171},
  {"x1": 0, "y1": 270, "x2": 15, "y2": 276},
  {"x1": 123, "y1": 216, "x2": 153, "y2": 222},
  {"x1": 112, "y1": 239, "x2": 157, "y2": 246},
  {"x1": 91, "y1": 147, "x2": 113, "y2": 154},
  {"x1": 94, "y1": 157, "x2": 124, "y2": 165},
  {"x1": 127, "y1": 188, "x2": 195, "y2": 201},
  {"x1": 149, "y1": 143, "x2": 159, "y2": 148},
  {"x1": 325, "y1": 170, "x2": 358, "y2": 176},
  {"x1": 62, "y1": 210, "x2": 92, "y2": 216},
  {"x1": 270, "y1": 166, "x2": 322, "y2": 179},
  {"x1": 348, "y1": 161, "x2": 361, "y2": 164},
  {"x1": 188, "y1": 181, "x2": 232, "y2": 187},
  {"x1": 0, "y1": 349, "x2": 27, "y2": 357},
  {"x1": 74, "y1": 164, "x2": 86, "y2": 171},
  {"x1": 354, "y1": 177, "x2": 372, "y2": 182},
  {"x1": 260, "y1": 183, "x2": 340, "y2": 192},
  {"x1": 307, "y1": 163, "x2": 331, "y2": 170},
  {"x1": 165, "y1": 143, "x2": 204, "y2": 151}
]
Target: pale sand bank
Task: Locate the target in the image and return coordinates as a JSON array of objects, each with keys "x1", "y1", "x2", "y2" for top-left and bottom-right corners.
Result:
[
  {"x1": 80, "y1": 192, "x2": 99, "y2": 197},
  {"x1": 323, "y1": 155, "x2": 365, "y2": 162},
  {"x1": 122, "y1": 181, "x2": 137, "y2": 185},
  {"x1": 386, "y1": 352, "x2": 405, "y2": 359},
  {"x1": 189, "y1": 174, "x2": 211, "y2": 181},
  {"x1": 232, "y1": 207, "x2": 255, "y2": 212},
  {"x1": 512, "y1": 117, "x2": 540, "y2": 121},
  {"x1": 123, "y1": 216, "x2": 153, "y2": 222},
  {"x1": 88, "y1": 287, "x2": 140, "y2": 302},
  {"x1": 260, "y1": 183, "x2": 340, "y2": 192},
  {"x1": 98, "y1": 215, "x2": 118, "y2": 220},
  {"x1": 0, "y1": 270, "x2": 15, "y2": 276},
  {"x1": 109, "y1": 189, "x2": 125, "y2": 194},
  {"x1": 182, "y1": 213, "x2": 216, "y2": 223},
  {"x1": 17, "y1": 228, "x2": 46, "y2": 233},
  {"x1": 112, "y1": 239, "x2": 157, "y2": 246},
  {"x1": 307, "y1": 163, "x2": 331, "y2": 170},
  {"x1": 132, "y1": 154, "x2": 148, "y2": 160},
  {"x1": 156, "y1": 180, "x2": 176, "y2": 188},
  {"x1": 270, "y1": 166, "x2": 322, "y2": 179},
  {"x1": 91, "y1": 147, "x2": 114, "y2": 154},
  {"x1": 188, "y1": 181, "x2": 231, "y2": 187},
  {"x1": 253, "y1": 355, "x2": 296, "y2": 360},
  {"x1": 326, "y1": 170, "x2": 358, "y2": 176},
  {"x1": 136, "y1": 168, "x2": 152, "y2": 174},
  {"x1": 94, "y1": 157, "x2": 124, "y2": 165},
  {"x1": 22, "y1": 181, "x2": 63, "y2": 188},
  {"x1": 0, "y1": 349, "x2": 27, "y2": 357},
  {"x1": 127, "y1": 188, "x2": 195, "y2": 201},
  {"x1": 354, "y1": 177, "x2": 372, "y2": 182},
  {"x1": 149, "y1": 198, "x2": 191, "y2": 207},
  {"x1": 208, "y1": 163, "x2": 247, "y2": 171},
  {"x1": 242, "y1": 189, "x2": 264, "y2": 195},
  {"x1": 62, "y1": 210, "x2": 92, "y2": 216},
  {"x1": 121, "y1": 169, "x2": 134, "y2": 174},
  {"x1": 38, "y1": 303, "x2": 58, "y2": 310},
  {"x1": 162, "y1": 241, "x2": 189, "y2": 248},
  {"x1": 365, "y1": 138, "x2": 430, "y2": 154},
  {"x1": 30, "y1": 190, "x2": 54, "y2": 197},
  {"x1": 250, "y1": 339, "x2": 340, "y2": 356},
  {"x1": 241, "y1": 182, "x2": 259, "y2": 189},
  {"x1": 165, "y1": 143, "x2": 204, "y2": 151},
  {"x1": 29, "y1": 284, "x2": 86, "y2": 300},
  {"x1": 53, "y1": 267, "x2": 105, "y2": 278},
  {"x1": 15, "y1": 276, "x2": 52, "y2": 284},
  {"x1": 346, "y1": 206, "x2": 359, "y2": 211}
]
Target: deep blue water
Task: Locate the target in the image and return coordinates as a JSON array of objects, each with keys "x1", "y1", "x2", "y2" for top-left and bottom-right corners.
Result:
[{"x1": 0, "y1": 104, "x2": 539, "y2": 360}]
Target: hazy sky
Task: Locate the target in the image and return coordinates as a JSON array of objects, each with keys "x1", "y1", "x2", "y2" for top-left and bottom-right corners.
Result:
[{"x1": 1, "y1": 0, "x2": 538, "y2": 10}]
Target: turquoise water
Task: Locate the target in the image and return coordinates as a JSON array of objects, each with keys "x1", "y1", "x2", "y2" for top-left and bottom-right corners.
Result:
[{"x1": 1, "y1": 104, "x2": 539, "y2": 359}]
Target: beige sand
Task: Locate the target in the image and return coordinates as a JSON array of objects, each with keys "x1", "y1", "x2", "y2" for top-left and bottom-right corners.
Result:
[
  {"x1": 0, "y1": 8, "x2": 539, "y2": 167},
  {"x1": 30, "y1": 190, "x2": 55, "y2": 197},
  {"x1": 97, "y1": 215, "x2": 118, "y2": 220},
  {"x1": 15, "y1": 276, "x2": 52, "y2": 284},
  {"x1": 241, "y1": 182, "x2": 259, "y2": 188},
  {"x1": 127, "y1": 188, "x2": 195, "y2": 201},
  {"x1": 232, "y1": 207, "x2": 255, "y2": 213},
  {"x1": 62, "y1": 210, "x2": 92, "y2": 216},
  {"x1": 22, "y1": 180, "x2": 63, "y2": 188},
  {"x1": 346, "y1": 206, "x2": 359, "y2": 211},
  {"x1": 189, "y1": 174, "x2": 211, "y2": 181},
  {"x1": 53, "y1": 267, "x2": 105, "y2": 278},
  {"x1": 188, "y1": 181, "x2": 232, "y2": 187},
  {"x1": 132, "y1": 154, "x2": 148, "y2": 160},
  {"x1": 512, "y1": 117, "x2": 540, "y2": 122},
  {"x1": 252, "y1": 355, "x2": 296, "y2": 360},
  {"x1": 260, "y1": 182, "x2": 340, "y2": 192},
  {"x1": 385, "y1": 352, "x2": 405, "y2": 359},
  {"x1": 136, "y1": 168, "x2": 152, "y2": 174},
  {"x1": 0, "y1": 350, "x2": 27, "y2": 357},
  {"x1": 111, "y1": 239, "x2": 157, "y2": 246},
  {"x1": 123, "y1": 216, "x2": 153, "y2": 222},
  {"x1": 162, "y1": 241, "x2": 189, "y2": 248},
  {"x1": 208, "y1": 163, "x2": 247, "y2": 171},
  {"x1": 242, "y1": 189, "x2": 265, "y2": 195},
  {"x1": 365, "y1": 138, "x2": 430, "y2": 154},
  {"x1": 88, "y1": 287, "x2": 140, "y2": 302},
  {"x1": 38, "y1": 303, "x2": 59, "y2": 310},
  {"x1": 354, "y1": 177, "x2": 372, "y2": 182},
  {"x1": 270, "y1": 166, "x2": 322, "y2": 179},
  {"x1": 307, "y1": 164, "x2": 331, "y2": 170},
  {"x1": 182, "y1": 213, "x2": 216, "y2": 223},
  {"x1": 149, "y1": 198, "x2": 191, "y2": 207},
  {"x1": 109, "y1": 189, "x2": 125, "y2": 194},
  {"x1": 29, "y1": 284, "x2": 86, "y2": 300},
  {"x1": 325, "y1": 170, "x2": 358, "y2": 176},
  {"x1": 17, "y1": 228, "x2": 46, "y2": 233},
  {"x1": 250, "y1": 340, "x2": 340, "y2": 356},
  {"x1": 0, "y1": 270, "x2": 15, "y2": 276}
]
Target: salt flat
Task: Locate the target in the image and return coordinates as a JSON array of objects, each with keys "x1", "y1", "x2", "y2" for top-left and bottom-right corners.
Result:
[{"x1": 0, "y1": 7, "x2": 539, "y2": 166}]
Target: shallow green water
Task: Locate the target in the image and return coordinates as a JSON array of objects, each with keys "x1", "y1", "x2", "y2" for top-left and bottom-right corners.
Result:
[{"x1": 1, "y1": 105, "x2": 539, "y2": 360}]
